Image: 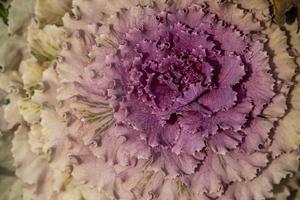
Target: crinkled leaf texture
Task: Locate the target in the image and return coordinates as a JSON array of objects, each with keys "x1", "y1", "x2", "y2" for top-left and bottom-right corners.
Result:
[{"x1": 0, "y1": 0, "x2": 299, "y2": 200}]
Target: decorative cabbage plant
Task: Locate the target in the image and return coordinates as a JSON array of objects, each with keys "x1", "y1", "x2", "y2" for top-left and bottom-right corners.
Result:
[{"x1": 0, "y1": 0, "x2": 300, "y2": 200}]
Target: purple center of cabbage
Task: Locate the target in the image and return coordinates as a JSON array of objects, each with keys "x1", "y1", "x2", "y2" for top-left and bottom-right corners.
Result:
[{"x1": 96, "y1": 5, "x2": 274, "y2": 175}]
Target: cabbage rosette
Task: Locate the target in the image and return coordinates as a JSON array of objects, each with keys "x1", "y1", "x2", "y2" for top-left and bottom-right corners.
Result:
[{"x1": 0, "y1": 0, "x2": 300, "y2": 200}]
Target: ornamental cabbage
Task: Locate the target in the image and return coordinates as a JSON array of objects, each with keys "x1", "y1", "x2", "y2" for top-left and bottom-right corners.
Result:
[{"x1": 0, "y1": 0, "x2": 300, "y2": 200}]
